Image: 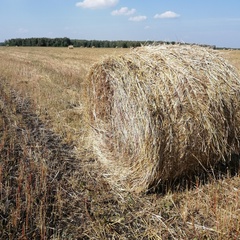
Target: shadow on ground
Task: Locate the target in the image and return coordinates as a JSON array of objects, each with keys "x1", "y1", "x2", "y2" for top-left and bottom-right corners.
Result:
[{"x1": 148, "y1": 155, "x2": 240, "y2": 194}]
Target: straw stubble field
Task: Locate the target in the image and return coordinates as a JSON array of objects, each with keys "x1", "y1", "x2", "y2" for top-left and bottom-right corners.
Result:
[{"x1": 0, "y1": 46, "x2": 240, "y2": 239}]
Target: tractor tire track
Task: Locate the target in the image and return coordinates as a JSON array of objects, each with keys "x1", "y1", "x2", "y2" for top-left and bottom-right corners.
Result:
[{"x1": 0, "y1": 82, "x2": 95, "y2": 239}]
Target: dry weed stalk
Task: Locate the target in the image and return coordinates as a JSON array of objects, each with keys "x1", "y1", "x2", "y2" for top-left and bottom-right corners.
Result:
[{"x1": 87, "y1": 45, "x2": 240, "y2": 192}]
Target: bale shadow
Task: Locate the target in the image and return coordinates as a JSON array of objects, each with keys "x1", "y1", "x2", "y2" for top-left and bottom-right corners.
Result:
[{"x1": 148, "y1": 155, "x2": 240, "y2": 195}]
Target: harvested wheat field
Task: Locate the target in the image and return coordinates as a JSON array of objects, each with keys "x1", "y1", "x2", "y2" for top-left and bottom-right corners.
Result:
[
  {"x1": 0, "y1": 46, "x2": 240, "y2": 239},
  {"x1": 87, "y1": 45, "x2": 240, "y2": 192}
]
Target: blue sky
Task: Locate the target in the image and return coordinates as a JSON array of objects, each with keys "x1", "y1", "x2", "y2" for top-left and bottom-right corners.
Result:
[{"x1": 0, "y1": 0, "x2": 240, "y2": 48}]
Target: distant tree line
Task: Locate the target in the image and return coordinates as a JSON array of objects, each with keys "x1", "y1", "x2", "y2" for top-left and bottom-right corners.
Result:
[
  {"x1": 2, "y1": 37, "x2": 223, "y2": 49},
  {"x1": 4, "y1": 37, "x2": 72, "y2": 47},
  {"x1": 3, "y1": 37, "x2": 175, "y2": 48},
  {"x1": 70, "y1": 39, "x2": 145, "y2": 48}
]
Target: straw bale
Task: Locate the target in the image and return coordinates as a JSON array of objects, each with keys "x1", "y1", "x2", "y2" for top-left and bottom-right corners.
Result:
[{"x1": 86, "y1": 45, "x2": 240, "y2": 192}]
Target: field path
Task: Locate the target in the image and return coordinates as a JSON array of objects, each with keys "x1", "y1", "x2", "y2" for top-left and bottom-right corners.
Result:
[{"x1": 0, "y1": 81, "x2": 131, "y2": 239}]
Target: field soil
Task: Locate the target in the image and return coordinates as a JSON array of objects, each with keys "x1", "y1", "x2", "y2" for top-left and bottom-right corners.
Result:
[{"x1": 0, "y1": 47, "x2": 240, "y2": 239}]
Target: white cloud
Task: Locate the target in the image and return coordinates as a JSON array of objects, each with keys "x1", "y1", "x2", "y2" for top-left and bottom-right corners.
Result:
[
  {"x1": 76, "y1": 0, "x2": 118, "y2": 9},
  {"x1": 154, "y1": 11, "x2": 180, "y2": 19},
  {"x1": 129, "y1": 15, "x2": 147, "y2": 22},
  {"x1": 111, "y1": 7, "x2": 136, "y2": 16}
]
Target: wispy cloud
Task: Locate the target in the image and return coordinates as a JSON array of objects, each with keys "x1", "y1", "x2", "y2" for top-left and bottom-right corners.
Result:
[
  {"x1": 111, "y1": 7, "x2": 136, "y2": 16},
  {"x1": 17, "y1": 28, "x2": 29, "y2": 34},
  {"x1": 129, "y1": 15, "x2": 147, "y2": 22},
  {"x1": 76, "y1": 0, "x2": 118, "y2": 9},
  {"x1": 154, "y1": 11, "x2": 180, "y2": 19}
]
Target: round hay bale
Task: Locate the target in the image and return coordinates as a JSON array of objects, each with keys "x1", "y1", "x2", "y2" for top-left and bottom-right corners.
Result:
[{"x1": 87, "y1": 45, "x2": 240, "y2": 192}]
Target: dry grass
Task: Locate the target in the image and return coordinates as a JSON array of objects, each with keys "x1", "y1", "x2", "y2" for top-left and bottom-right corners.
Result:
[
  {"x1": 222, "y1": 49, "x2": 240, "y2": 75},
  {"x1": 0, "y1": 46, "x2": 240, "y2": 239},
  {"x1": 87, "y1": 45, "x2": 240, "y2": 192}
]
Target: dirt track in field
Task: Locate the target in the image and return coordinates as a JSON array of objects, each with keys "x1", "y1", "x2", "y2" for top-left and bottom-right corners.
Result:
[{"x1": 0, "y1": 82, "x2": 102, "y2": 238}]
